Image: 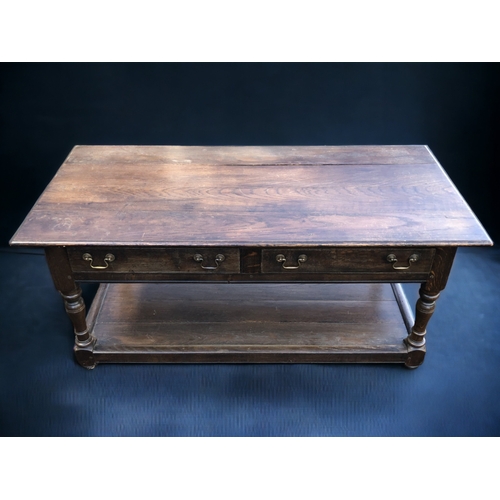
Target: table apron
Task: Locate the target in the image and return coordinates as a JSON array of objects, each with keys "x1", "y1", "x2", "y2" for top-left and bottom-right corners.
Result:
[
  {"x1": 67, "y1": 246, "x2": 435, "y2": 280},
  {"x1": 72, "y1": 272, "x2": 431, "y2": 283}
]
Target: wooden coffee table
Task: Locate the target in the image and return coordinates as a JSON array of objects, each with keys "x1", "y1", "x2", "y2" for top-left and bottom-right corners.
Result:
[{"x1": 10, "y1": 146, "x2": 492, "y2": 369}]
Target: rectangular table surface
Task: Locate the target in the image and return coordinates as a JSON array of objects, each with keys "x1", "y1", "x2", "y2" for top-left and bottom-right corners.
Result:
[{"x1": 10, "y1": 145, "x2": 492, "y2": 247}]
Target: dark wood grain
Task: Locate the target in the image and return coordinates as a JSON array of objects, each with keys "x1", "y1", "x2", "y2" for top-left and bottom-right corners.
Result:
[
  {"x1": 66, "y1": 245, "x2": 434, "y2": 281},
  {"x1": 45, "y1": 247, "x2": 94, "y2": 348},
  {"x1": 10, "y1": 146, "x2": 492, "y2": 368},
  {"x1": 85, "y1": 282, "x2": 410, "y2": 365},
  {"x1": 64, "y1": 145, "x2": 435, "y2": 165},
  {"x1": 71, "y1": 271, "x2": 434, "y2": 283},
  {"x1": 67, "y1": 247, "x2": 240, "y2": 274},
  {"x1": 261, "y1": 247, "x2": 435, "y2": 273},
  {"x1": 89, "y1": 282, "x2": 398, "y2": 302},
  {"x1": 10, "y1": 146, "x2": 492, "y2": 247},
  {"x1": 404, "y1": 247, "x2": 458, "y2": 368},
  {"x1": 391, "y1": 283, "x2": 414, "y2": 334}
]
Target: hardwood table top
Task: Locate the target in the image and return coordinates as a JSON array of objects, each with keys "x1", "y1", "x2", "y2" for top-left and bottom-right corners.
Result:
[{"x1": 10, "y1": 145, "x2": 492, "y2": 248}]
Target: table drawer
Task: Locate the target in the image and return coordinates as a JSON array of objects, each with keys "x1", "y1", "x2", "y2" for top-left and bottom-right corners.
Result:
[
  {"x1": 67, "y1": 247, "x2": 240, "y2": 274},
  {"x1": 261, "y1": 248, "x2": 435, "y2": 274}
]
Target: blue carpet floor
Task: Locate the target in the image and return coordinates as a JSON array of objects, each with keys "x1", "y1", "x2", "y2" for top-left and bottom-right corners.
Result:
[{"x1": 1, "y1": 247, "x2": 499, "y2": 436}]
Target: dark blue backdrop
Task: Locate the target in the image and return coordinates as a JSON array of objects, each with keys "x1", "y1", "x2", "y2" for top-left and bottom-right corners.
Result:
[{"x1": 1, "y1": 63, "x2": 499, "y2": 436}]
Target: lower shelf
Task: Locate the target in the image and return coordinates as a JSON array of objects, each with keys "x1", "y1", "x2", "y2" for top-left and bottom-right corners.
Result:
[{"x1": 76, "y1": 282, "x2": 417, "y2": 367}]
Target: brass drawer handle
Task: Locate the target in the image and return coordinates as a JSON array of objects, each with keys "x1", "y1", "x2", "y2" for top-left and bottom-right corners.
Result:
[
  {"x1": 82, "y1": 253, "x2": 115, "y2": 269},
  {"x1": 386, "y1": 253, "x2": 419, "y2": 270},
  {"x1": 193, "y1": 253, "x2": 225, "y2": 270},
  {"x1": 276, "y1": 254, "x2": 307, "y2": 270}
]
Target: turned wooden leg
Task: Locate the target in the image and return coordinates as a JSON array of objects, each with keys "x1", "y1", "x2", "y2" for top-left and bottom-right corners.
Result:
[
  {"x1": 60, "y1": 285, "x2": 92, "y2": 347},
  {"x1": 45, "y1": 247, "x2": 96, "y2": 368},
  {"x1": 404, "y1": 285, "x2": 439, "y2": 368},
  {"x1": 405, "y1": 247, "x2": 457, "y2": 369}
]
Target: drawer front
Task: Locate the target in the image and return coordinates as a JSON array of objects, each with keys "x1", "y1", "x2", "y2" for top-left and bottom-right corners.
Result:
[
  {"x1": 68, "y1": 247, "x2": 240, "y2": 274},
  {"x1": 261, "y1": 248, "x2": 435, "y2": 274}
]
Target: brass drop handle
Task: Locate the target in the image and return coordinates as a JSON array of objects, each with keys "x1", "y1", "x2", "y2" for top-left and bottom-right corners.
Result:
[
  {"x1": 193, "y1": 253, "x2": 225, "y2": 270},
  {"x1": 82, "y1": 253, "x2": 115, "y2": 269},
  {"x1": 386, "y1": 253, "x2": 419, "y2": 270},
  {"x1": 276, "y1": 254, "x2": 307, "y2": 270}
]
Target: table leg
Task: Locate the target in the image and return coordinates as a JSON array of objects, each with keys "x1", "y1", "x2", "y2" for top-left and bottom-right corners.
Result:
[
  {"x1": 405, "y1": 247, "x2": 457, "y2": 368},
  {"x1": 45, "y1": 247, "x2": 96, "y2": 369}
]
